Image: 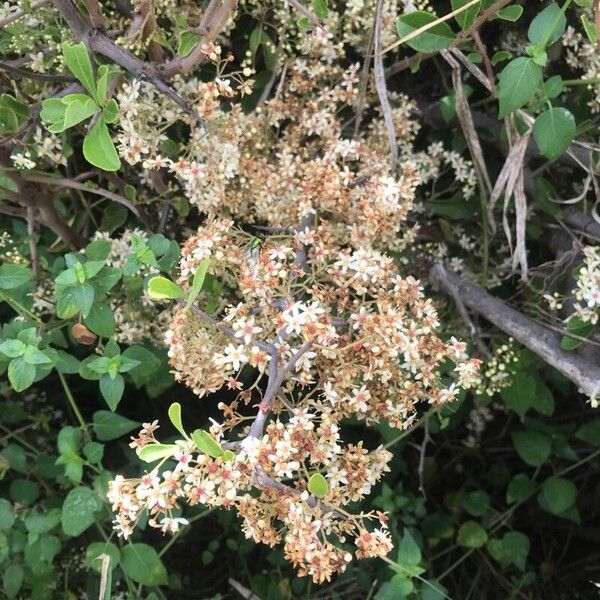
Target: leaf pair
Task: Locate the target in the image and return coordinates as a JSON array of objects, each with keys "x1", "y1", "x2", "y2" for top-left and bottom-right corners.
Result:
[{"x1": 40, "y1": 42, "x2": 121, "y2": 171}]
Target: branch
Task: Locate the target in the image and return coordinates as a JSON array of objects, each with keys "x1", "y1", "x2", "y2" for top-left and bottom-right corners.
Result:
[
  {"x1": 429, "y1": 263, "x2": 600, "y2": 398},
  {"x1": 0, "y1": 0, "x2": 51, "y2": 28},
  {"x1": 25, "y1": 173, "x2": 153, "y2": 230},
  {"x1": 158, "y1": 0, "x2": 237, "y2": 78},
  {"x1": 50, "y1": 0, "x2": 204, "y2": 125}
]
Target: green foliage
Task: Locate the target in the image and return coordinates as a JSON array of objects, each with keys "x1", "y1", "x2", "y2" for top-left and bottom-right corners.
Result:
[
  {"x1": 533, "y1": 107, "x2": 576, "y2": 161},
  {"x1": 307, "y1": 472, "x2": 329, "y2": 497},
  {"x1": 395, "y1": 11, "x2": 455, "y2": 52}
]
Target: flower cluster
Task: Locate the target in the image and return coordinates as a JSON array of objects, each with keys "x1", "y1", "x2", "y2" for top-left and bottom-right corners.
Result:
[{"x1": 572, "y1": 246, "x2": 600, "y2": 325}]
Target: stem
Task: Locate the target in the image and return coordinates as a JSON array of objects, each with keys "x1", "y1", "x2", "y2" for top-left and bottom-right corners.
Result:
[
  {"x1": 384, "y1": 407, "x2": 438, "y2": 449},
  {"x1": 0, "y1": 423, "x2": 40, "y2": 455},
  {"x1": 58, "y1": 371, "x2": 89, "y2": 434},
  {"x1": 157, "y1": 508, "x2": 215, "y2": 557}
]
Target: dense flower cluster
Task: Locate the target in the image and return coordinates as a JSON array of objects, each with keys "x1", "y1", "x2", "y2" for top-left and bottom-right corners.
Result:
[{"x1": 572, "y1": 246, "x2": 600, "y2": 325}]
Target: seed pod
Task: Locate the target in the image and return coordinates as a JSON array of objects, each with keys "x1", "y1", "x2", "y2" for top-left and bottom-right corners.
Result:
[{"x1": 71, "y1": 323, "x2": 97, "y2": 345}]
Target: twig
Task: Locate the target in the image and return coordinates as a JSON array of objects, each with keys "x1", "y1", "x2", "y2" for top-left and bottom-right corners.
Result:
[
  {"x1": 285, "y1": 0, "x2": 326, "y2": 33},
  {"x1": 0, "y1": 62, "x2": 76, "y2": 83},
  {"x1": 374, "y1": 0, "x2": 397, "y2": 170},
  {"x1": 25, "y1": 173, "x2": 153, "y2": 229},
  {"x1": 27, "y1": 207, "x2": 39, "y2": 278},
  {"x1": 429, "y1": 263, "x2": 600, "y2": 398}
]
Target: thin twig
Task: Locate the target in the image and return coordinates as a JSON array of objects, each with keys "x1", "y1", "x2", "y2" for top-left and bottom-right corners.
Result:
[{"x1": 0, "y1": 0, "x2": 51, "y2": 28}]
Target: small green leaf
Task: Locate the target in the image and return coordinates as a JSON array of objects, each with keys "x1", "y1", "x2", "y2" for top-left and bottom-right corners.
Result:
[
  {"x1": 3, "y1": 564, "x2": 24, "y2": 599},
  {"x1": 450, "y1": 0, "x2": 481, "y2": 30},
  {"x1": 512, "y1": 430, "x2": 551, "y2": 466},
  {"x1": 121, "y1": 543, "x2": 168, "y2": 586},
  {"x1": 83, "y1": 117, "x2": 121, "y2": 172},
  {"x1": 73, "y1": 282, "x2": 95, "y2": 317},
  {"x1": 93, "y1": 410, "x2": 139, "y2": 441},
  {"x1": 138, "y1": 443, "x2": 178, "y2": 463},
  {"x1": 527, "y1": 2, "x2": 566, "y2": 48},
  {"x1": 493, "y1": 4, "x2": 523, "y2": 22},
  {"x1": 0, "y1": 264, "x2": 31, "y2": 289},
  {"x1": 533, "y1": 107, "x2": 576, "y2": 162},
  {"x1": 0, "y1": 339, "x2": 26, "y2": 358},
  {"x1": 62, "y1": 42, "x2": 96, "y2": 97},
  {"x1": 148, "y1": 276, "x2": 186, "y2": 300},
  {"x1": 84, "y1": 303, "x2": 116, "y2": 337},
  {"x1": 575, "y1": 420, "x2": 600, "y2": 446},
  {"x1": 461, "y1": 490, "x2": 490, "y2": 517},
  {"x1": 191, "y1": 429, "x2": 224, "y2": 458},
  {"x1": 186, "y1": 259, "x2": 210, "y2": 309},
  {"x1": 311, "y1": 0, "x2": 328, "y2": 19},
  {"x1": 61, "y1": 486, "x2": 103, "y2": 536},
  {"x1": 102, "y1": 98, "x2": 119, "y2": 124},
  {"x1": 22, "y1": 345, "x2": 53, "y2": 366},
  {"x1": 397, "y1": 528, "x2": 421, "y2": 565},
  {"x1": 178, "y1": 31, "x2": 200, "y2": 57},
  {"x1": 8, "y1": 358, "x2": 36, "y2": 392},
  {"x1": 543, "y1": 75, "x2": 564, "y2": 99},
  {"x1": 395, "y1": 11, "x2": 455, "y2": 53},
  {"x1": 168, "y1": 402, "x2": 187, "y2": 438},
  {"x1": 99, "y1": 372, "x2": 124, "y2": 411},
  {"x1": 86, "y1": 541, "x2": 121, "y2": 572},
  {"x1": 497, "y1": 57, "x2": 542, "y2": 118},
  {"x1": 307, "y1": 472, "x2": 329, "y2": 498},
  {"x1": 542, "y1": 476, "x2": 577, "y2": 515},
  {"x1": 457, "y1": 520, "x2": 488, "y2": 548},
  {"x1": 581, "y1": 15, "x2": 597, "y2": 43}
]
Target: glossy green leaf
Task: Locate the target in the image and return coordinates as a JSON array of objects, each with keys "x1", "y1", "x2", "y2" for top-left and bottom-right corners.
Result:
[
  {"x1": 121, "y1": 543, "x2": 168, "y2": 586},
  {"x1": 493, "y1": 5, "x2": 522, "y2": 22},
  {"x1": 138, "y1": 443, "x2": 178, "y2": 462},
  {"x1": 451, "y1": 0, "x2": 481, "y2": 30},
  {"x1": 84, "y1": 303, "x2": 116, "y2": 337},
  {"x1": 99, "y1": 372, "x2": 124, "y2": 411},
  {"x1": 307, "y1": 472, "x2": 329, "y2": 498},
  {"x1": 186, "y1": 258, "x2": 210, "y2": 309},
  {"x1": 148, "y1": 275, "x2": 186, "y2": 300},
  {"x1": 8, "y1": 358, "x2": 36, "y2": 392},
  {"x1": 83, "y1": 117, "x2": 121, "y2": 172},
  {"x1": 168, "y1": 402, "x2": 187, "y2": 438},
  {"x1": 191, "y1": 429, "x2": 224, "y2": 458},
  {"x1": 62, "y1": 42, "x2": 96, "y2": 97}
]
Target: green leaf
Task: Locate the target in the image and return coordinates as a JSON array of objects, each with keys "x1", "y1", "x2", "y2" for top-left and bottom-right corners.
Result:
[
  {"x1": 57, "y1": 95, "x2": 98, "y2": 131},
  {"x1": 102, "y1": 98, "x2": 119, "y2": 124},
  {"x1": 86, "y1": 541, "x2": 121, "y2": 572},
  {"x1": 100, "y1": 372, "x2": 124, "y2": 411},
  {"x1": 83, "y1": 441, "x2": 104, "y2": 463},
  {"x1": 24, "y1": 508, "x2": 61, "y2": 534},
  {"x1": 581, "y1": 15, "x2": 597, "y2": 43},
  {"x1": 450, "y1": 0, "x2": 481, "y2": 30},
  {"x1": 500, "y1": 373, "x2": 536, "y2": 418},
  {"x1": 512, "y1": 430, "x2": 551, "y2": 466},
  {"x1": 117, "y1": 355, "x2": 140, "y2": 373},
  {"x1": 542, "y1": 476, "x2": 577, "y2": 515},
  {"x1": 527, "y1": 2, "x2": 566, "y2": 48},
  {"x1": 122, "y1": 345, "x2": 161, "y2": 378},
  {"x1": 121, "y1": 543, "x2": 168, "y2": 586},
  {"x1": 497, "y1": 57, "x2": 541, "y2": 118},
  {"x1": 138, "y1": 443, "x2": 179, "y2": 463},
  {"x1": 62, "y1": 42, "x2": 96, "y2": 97},
  {"x1": 461, "y1": 490, "x2": 490, "y2": 516},
  {"x1": 83, "y1": 116, "x2": 121, "y2": 172},
  {"x1": 84, "y1": 303, "x2": 116, "y2": 337},
  {"x1": 533, "y1": 107, "x2": 576, "y2": 162},
  {"x1": 457, "y1": 520, "x2": 488, "y2": 548},
  {"x1": 178, "y1": 31, "x2": 200, "y2": 57},
  {"x1": 191, "y1": 429, "x2": 224, "y2": 458},
  {"x1": 0, "y1": 339, "x2": 25, "y2": 358},
  {"x1": 397, "y1": 528, "x2": 421, "y2": 565},
  {"x1": 93, "y1": 410, "x2": 139, "y2": 441},
  {"x1": 493, "y1": 5, "x2": 523, "y2": 22},
  {"x1": 543, "y1": 75, "x2": 564, "y2": 99},
  {"x1": 307, "y1": 472, "x2": 329, "y2": 498},
  {"x1": 148, "y1": 275, "x2": 186, "y2": 300},
  {"x1": 3, "y1": 564, "x2": 24, "y2": 599},
  {"x1": 8, "y1": 358, "x2": 36, "y2": 392},
  {"x1": 73, "y1": 282, "x2": 95, "y2": 317},
  {"x1": 506, "y1": 473, "x2": 535, "y2": 504},
  {"x1": 395, "y1": 11, "x2": 455, "y2": 53},
  {"x1": 0, "y1": 499, "x2": 15, "y2": 530},
  {"x1": 531, "y1": 381, "x2": 554, "y2": 416},
  {"x1": 311, "y1": 0, "x2": 329, "y2": 19},
  {"x1": 88, "y1": 356, "x2": 111, "y2": 374},
  {"x1": 61, "y1": 486, "x2": 103, "y2": 536},
  {"x1": 186, "y1": 258, "x2": 210, "y2": 309},
  {"x1": 55, "y1": 267, "x2": 78, "y2": 286},
  {"x1": 0, "y1": 264, "x2": 31, "y2": 289},
  {"x1": 168, "y1": 402, "x2": 187, "y2": 438},
  {"x1": 491, "y1": 50, "x2": 512, "y2": 65},
  {"x1": 575, "y1": 420, "x2": 600, "y2": 446},
  {"x1": 22, "y1": 345, "x2": 53, "y2": 365}
]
